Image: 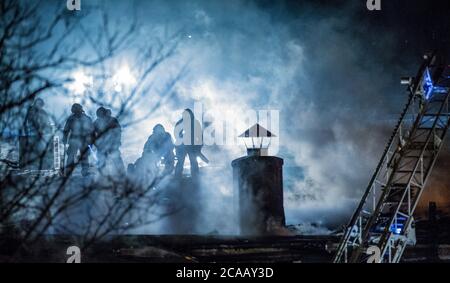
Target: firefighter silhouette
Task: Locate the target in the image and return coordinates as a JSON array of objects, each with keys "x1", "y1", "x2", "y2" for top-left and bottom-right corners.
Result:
[
  {"x1": 63, "y1": 103, "x2": 94, "y2": 176},
  {"x1": 22, "y1": 98, "x2": 52, "y2": 169},
  {"x1": 174, "y1": 109, "x2": 205, "y2": 179},
  {"x1": 143, "y1": 124, "x2": 175, "y2": 176},
  {"x1": 93, "y1": 107, "x2": 125, "y2": 176},
  {"x1": 127, "y1": 124, "x2": 174, "y2": 186}
]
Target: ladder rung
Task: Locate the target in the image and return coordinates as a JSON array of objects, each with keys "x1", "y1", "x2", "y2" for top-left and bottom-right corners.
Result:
[
  {"x1": 404, "y1": 142, "x2": 435, "y2": 150},
  {"x1": 386, "y1": 189, "x2": 419, "y2": 203},
  {"x1": 395, "y1": 170, "x2": 422, "y2": 173},
  {"x1": 422, "y1": 114, "x2": 449, "y2": 117},
  {"x1": 390, "y1": 183, "x2": 421, "y2": 188},
  {"x1": 402, "y1": 156, "x2": 421, "y2": 159}
]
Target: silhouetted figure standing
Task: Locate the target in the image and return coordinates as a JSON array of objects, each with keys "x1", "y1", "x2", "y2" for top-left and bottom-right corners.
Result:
[
  {"x1": 105, "y1": 109, "x2": 122, "y2": 153},
  {"x1": 63, "y1": 103, "x2": 94, "y2": 176},
  {"x1": 94, "y1": 107, "x2": 109, "y2": 172},
  {"x1": 94, "y1": 107, "x2": 125, "y2": 176},
  {"x1": 143, "y1": 124, "x2": 174, "y2": 176},
  {"x1": 22, "y1": 98, "x2": 52, "y2": 169},
  {"x1": 174, "y1": 109, "x2": 203, "y2": 179}
]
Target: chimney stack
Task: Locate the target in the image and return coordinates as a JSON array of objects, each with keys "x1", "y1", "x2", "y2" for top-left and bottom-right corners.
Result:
[{"x1": 232, "y1": 123, "x2": 285, "y2": 235}]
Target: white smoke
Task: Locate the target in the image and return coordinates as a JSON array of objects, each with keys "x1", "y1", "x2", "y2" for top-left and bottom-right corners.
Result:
[{"x1": 40, "y1": 0, "x2": 443, "y2": 234}]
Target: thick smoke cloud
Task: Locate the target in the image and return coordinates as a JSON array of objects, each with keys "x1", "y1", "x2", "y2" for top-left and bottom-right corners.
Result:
[
  {"x1": 124, "y1": 0, "x2": 408, "y2": 230},
  {"x1": 41, "y1": 0, "x2": 449, "y2": 233}
]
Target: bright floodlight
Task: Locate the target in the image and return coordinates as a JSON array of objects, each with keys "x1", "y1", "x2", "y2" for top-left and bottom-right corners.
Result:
[
  {"x1": 113, "y1": 65, "x2": 136, "y2": 92},
  {"x1": 69, "y1": 71, "x2": 93, "y2": 94}
]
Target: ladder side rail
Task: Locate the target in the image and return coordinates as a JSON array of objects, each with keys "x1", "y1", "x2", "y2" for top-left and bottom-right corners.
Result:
[
  {"x1": 347, "y1": 64, "x2": 442, "y2": 263},
  {"x1": 349, "y1": 97, "x2": 427, "y2": 262},
  {"x1": 385, "y1": 114, "x2": 448, "y2": 263},
  {"x1": 333, "y1": 54, "x2": 437, "y2": 263},
  {"x1": 397, "y1": 91, "x2": 450, "y2": 247},
  {"x1": 377, "y1": 91, "x2": 450, "y2": 261},
  {"x1": 333, "y1": 94, "x2": 415, "y2": 262}
]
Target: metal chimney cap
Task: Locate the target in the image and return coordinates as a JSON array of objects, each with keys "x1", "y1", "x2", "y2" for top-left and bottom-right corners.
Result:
[{"x1": 238, "y1": 123, "x2": 276, "y2": 138}]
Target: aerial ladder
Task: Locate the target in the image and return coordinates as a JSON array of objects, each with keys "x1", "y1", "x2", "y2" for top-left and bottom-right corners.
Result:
[{"x1": 334, "y1": 52, "x2": 450, "y2": 263}]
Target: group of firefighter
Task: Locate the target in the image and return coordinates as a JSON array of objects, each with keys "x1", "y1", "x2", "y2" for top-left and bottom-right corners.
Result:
[{"x1": 22, "y1": 98, "x2": 204, "y2": 180}]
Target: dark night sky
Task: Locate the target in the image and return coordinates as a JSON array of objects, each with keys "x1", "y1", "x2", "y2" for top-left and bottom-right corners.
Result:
[{"x1": 258, "y1": 0, "x2": 450, "y2": 64}]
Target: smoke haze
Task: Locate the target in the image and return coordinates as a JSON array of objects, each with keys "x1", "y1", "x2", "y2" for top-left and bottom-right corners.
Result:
[{"x1": 36, "y1": 0, "x2": 450, "y2": 232}]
